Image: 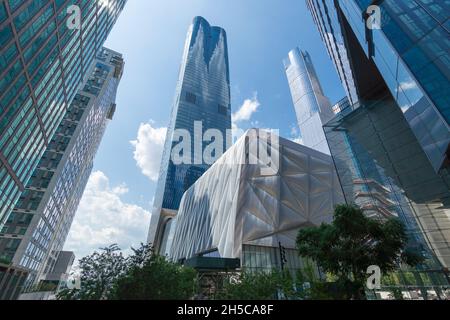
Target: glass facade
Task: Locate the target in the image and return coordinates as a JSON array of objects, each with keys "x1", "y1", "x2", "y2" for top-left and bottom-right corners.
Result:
[
  {"x1": 309, "y1": 0, "x2": 450, "y2": 173},
  {"x1": 0, "y1": 0, "x2": 127, "y2": 228},
  {"x1": 148, "y1": 16, "x2": 232, "y2": 249},
  {"x1": 343, "y1": 0, "x2": 450, "y2": 121},
  {"x1": 325, "y1": 98, "x2": 444, "y2": 259},
  {"x1": 308, "y1": 0, "x2": 450, "y2": 271},
  {"x1": 284, "y1": 48, "x2": 335, "y2": 155},
  {"x1": 0, "y1": 47, "x2": 124, "y2": 291},
  {"x1": 0, "y1": 263, "x2": 28, "y2": 300},
  {"x1": 324, "y1": 98, "x2": 450, "y2": 296},
  {"x1": 306, "y1": 0, "x2": 359, "y2": 105},
  {"x1": 242, "y1": 245, "x2": 310, "y2": 276},
  {"x1": 159, "y1": 218, "x2": 177, "y2": 257}
]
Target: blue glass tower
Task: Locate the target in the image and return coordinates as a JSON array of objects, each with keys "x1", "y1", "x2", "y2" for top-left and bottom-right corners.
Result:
[
  {"x1": 307, "y1": 0, "x2": 450, "y2": 271},
  {"x1": 306, "y1": 0, "x2": 359, "y2": 106},
  {"x1": 148, "y1": 17, "x2": 232, "y2": 250}
]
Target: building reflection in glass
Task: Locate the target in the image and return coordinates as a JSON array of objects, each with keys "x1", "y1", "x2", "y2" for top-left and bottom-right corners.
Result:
[{"x1": 325, "y1": 96, "x2": 450, "y2": 275}]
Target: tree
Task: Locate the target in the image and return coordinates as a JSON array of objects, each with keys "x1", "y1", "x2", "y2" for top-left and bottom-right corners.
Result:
[
  {"x1": 218, "y1": 270, "x2": 299, "y2": 300},
  {"x1": 59, "y1": 243, "x2": 197, "y2": 300},
  {"x1": 295, "y1": 260, "x2": 338, "y2": 300},
  {"x1": 296, "y1": 204, "x2": 424, "y2": 300},
  {"x1": 57, "y1": 244, "x2": 128, "y2": 300},
  {"x1": 110, "y1": 254, "x2": 197, "y2": 300},
  {"x1": 0, "y1": 257, "x2": 10, "y2": 265},
  {"x1": 390, "y1": 287, "x2": 404, "y2": 300}
]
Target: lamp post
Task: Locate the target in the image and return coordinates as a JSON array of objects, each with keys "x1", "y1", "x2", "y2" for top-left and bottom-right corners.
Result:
[{"x1": 279, "y1": 242, "x2": 287, "y2": 272}]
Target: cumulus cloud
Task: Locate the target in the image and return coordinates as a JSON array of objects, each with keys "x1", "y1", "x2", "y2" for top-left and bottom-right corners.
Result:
[
  {"x1": 64, "y1": 171, "x2": 151, "y2": 259},
  {"x1": 290, "y1": 125, "x2": 303, "y2": 145},
  {"x1": 399, "y1": 81, "x2": 416, "y2": 91},
  {"x1": 231, "y1": 93, "x2": 261, "y2": 141},
  {"x1": 130, "y1": 122, "x2": 167, "y2": 182},
  {"x1": 232, "y1": 93, "x2": 261, "y2": 124},
  {"x1": 292, "y1": 137, "x2": 303, "y2": 144}
]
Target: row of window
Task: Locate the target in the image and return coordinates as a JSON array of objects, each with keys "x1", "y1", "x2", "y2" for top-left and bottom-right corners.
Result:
[{"x1": 184, "y1": 91, "x2": 230, "y2": 116}]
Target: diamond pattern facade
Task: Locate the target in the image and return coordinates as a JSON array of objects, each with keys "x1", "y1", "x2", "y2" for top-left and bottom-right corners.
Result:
[{"x1": 169, "y1": 130, "x2": 345, "y2": 261}]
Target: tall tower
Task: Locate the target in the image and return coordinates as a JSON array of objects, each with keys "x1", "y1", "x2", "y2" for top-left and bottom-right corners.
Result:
[
  {"x1": 0, "y1": 48, "x2": 124, "y2": 292},
  {"x1": 148, "y1": 17, "x2": 232, "y2": 251},
  {"x1": 284, "y1": 48, "x2": 334, "y2": 155},
  {"x1": 307, "y1": 0, "x2": 450, "y2": 269},
  {"x1": 0, "y1": 0, "x2": 127, "y2": 228}
]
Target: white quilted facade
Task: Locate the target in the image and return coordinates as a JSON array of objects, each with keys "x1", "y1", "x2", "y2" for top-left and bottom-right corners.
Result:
[{"x1": 169, "y1": 130, "x2": 345, "y2": 261}]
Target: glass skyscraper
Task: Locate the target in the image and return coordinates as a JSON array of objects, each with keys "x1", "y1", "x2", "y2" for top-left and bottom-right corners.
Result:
[
  {"x1": 284, "y1": 48, "x2": 335, "y2": 154},
  {"x1": 306, "y1": 0, "x2": 359, "y2": 106},
  {"x1": 307, "y1": 0, "x2": 450, "y2": 273},
  {"x1": 148, "y1": 16, "x2": 232, "y2": 251},
  {"x1": 0, "y1": 47, "x2": 124, "y2": 292},
  {"x1": 0, "y1": 0, "x2": 126, "y2": 228}
]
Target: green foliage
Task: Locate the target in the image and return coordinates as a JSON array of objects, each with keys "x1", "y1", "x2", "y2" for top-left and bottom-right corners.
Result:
[
  {"x1": 0, "y1": 256, "x2": 11, "y2": 265},
  {"x1": 218, "y1": 270, "x2": 299, "y2": 300},
  {"x1": 296, "y1": 204, "x2": 424, "y2": 300},
  {"x1": 390, "y1": 287, "x2": 404, "y2": 300},
  {"x1": 57, "y1": 243, "x2": 197, "y2": 300},
  {"x1": 57, "y1": 244, "x2": 127, "y2": 300},
  {"x1": 27, "y1": 281, "x2": 58, "y2": 294},
  {"x1": 110, "y1": 254, "x2": 197, "y2": 300},
  {"x1": 295, "y1": 261, "x2": 336, "y2": 300},
  {"x1": 382, "y1": 273, "x2": 400, "y2": 286}
]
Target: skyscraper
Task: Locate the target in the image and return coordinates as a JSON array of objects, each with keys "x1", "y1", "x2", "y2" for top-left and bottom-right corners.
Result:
[
  {"x1": 325, "y1": 97, "x2": 432, "y2": 239},
  {"x1": 305, "y1": 0, "x2": 358, "y2": 105},
  {"x1": 0, "y1": 0, "x2": 127, "y2": 228},
  {"x1": 285, "y1": 48, "x2": 423, "y2": 238},
  {"x1": 284, "y1": 48, "x2": 335, "y2": 154},
  {"x1": 148, "y1": 17, "x2": 232, "y2": 251},
  {"x1": 0, "y1": 47, "x2": 124, "y2": 291},
  {"x1": 307, "y1": 0, "x2": 450, "y2": 270}
]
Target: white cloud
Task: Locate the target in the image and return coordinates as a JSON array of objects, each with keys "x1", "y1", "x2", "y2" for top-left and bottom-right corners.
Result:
[
  {"x1": 399, "y1": 81, "x2": 416, "y2": 91},
  {"x1": 290, "y1": 125, "x2": 298, "y2": 137},
  {"x1": 292, "y1": 137, "x2": 303, "y2": 144},
  {"x1": 232, "y1": 93, "x2": 261, "y2": 123},
  {"x1": 112, "y1": 183, "x2": 129, "y2": 195},
  {"x1": 250, "y1": 120, "x2": 261, "y2": 128},
  {"x1": 130, "y1": 122, "x2": 167, "y2": 182},
  {"x1": 231, "y1": 93, "x2": 261, "y2": 141},
  {"x1": 64, "y1": 171, "x2": 151, "y2": 259},
  {"x1": 290, "y1": 125, "x2": 303, "y2": 145}
]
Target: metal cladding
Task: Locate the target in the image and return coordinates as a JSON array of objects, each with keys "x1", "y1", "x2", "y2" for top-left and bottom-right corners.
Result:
[
  {"x1": 284, "y1": 48, "x2": 335, "y2": 155},
  {"x1": 169, "y1": 130, "x2": 345, "y2": 261}
]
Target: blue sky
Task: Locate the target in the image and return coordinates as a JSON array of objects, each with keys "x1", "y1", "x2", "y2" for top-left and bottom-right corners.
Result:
[{"x1": 64, "y1": 0, "x2": 345, "y2": 259}]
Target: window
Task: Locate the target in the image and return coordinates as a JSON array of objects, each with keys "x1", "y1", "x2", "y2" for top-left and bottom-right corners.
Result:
[
  {"x1": 185, "y1": 92, "x2": 197, "y2": 105},
  {"x1": 218, "y1": 104, "x2": 228, "y2": 115}
]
